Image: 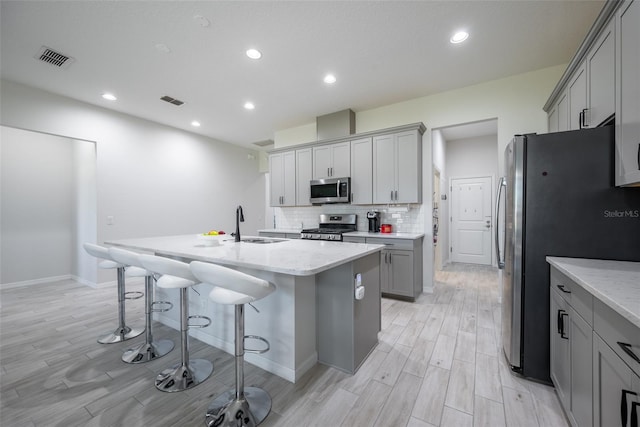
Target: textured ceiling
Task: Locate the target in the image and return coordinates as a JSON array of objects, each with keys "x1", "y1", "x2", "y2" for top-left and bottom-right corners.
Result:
[{"x1": 0, "y1": 1, "x2": 604, "y2": 147}]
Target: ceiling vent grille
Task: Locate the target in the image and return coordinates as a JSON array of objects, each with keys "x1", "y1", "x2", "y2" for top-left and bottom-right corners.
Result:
[
  {"x1": 160, "y1": 95, "x2": 185, "y2": 106},
  {"x1": 35, "y1": 46, "x2": 74, "y2": 69}
]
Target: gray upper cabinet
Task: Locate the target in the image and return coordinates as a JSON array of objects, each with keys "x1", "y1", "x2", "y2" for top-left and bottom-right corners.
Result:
[
  {"x1": 587, "y1": 19, "x2": 615, "y2": 127},
  {"x1": 295, "y1": 148, "x2": 312, "y2": 206},
  {"x1": 615, "y1": 0, "x2": 640, "y2": 186},
  {"x1": 269, "y1": 150, "x2": 296, "y2": 206},
  {"x1": 568, "y1": 63, "x2": 587, "y2": 130},
  {"x1": 557, "y1": 90, "x2": 569, "y2": 132},
  {"x1": 373, "y1": 129, "x2": 422, "y2": 204},
  {"x1": 350, "y1": 137, "x2": 373, "y2": 205},
  {"x1": 312, "y1": 141, "x2": 350, "y2": 179}
]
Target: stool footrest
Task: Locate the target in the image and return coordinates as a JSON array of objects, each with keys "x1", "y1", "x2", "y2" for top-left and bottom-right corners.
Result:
[
  {"x1": 124, "y1": 291, "x2": 144, "y2": 300},
  {"x1": 244, "y1": 335, "x2": 270, "y2": 354},
  {"x1": 188, "y1": 315, "x2": 211, "y2": 329},
  {"x1": 151, "y1": 300, "x2": 173, "y2": 313}
]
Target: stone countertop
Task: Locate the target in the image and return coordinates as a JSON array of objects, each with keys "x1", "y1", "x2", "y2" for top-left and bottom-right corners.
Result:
[
  {"x1": 344, "y1": 231, "x2": 425, "y2": 240},
  {"x1": 546, "y1": 257, "x2": 640, "y2": 328},
  {"x1": 106, "y1": 234, "x2": 383, "y2": 277}
]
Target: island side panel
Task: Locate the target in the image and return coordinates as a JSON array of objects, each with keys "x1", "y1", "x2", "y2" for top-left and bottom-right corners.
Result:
[
  {"x1": 352, "y1": 252, "x2": 381, "y2": 370},
  {"x1": 154, "y1": 268, "x2": 315, "y2": 383},
  {"x1": 316, "y1": 252, "x2": 381, "y2": 373}
]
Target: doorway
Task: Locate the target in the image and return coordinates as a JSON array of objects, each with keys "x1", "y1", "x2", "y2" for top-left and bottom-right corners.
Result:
[
  {"x1": 0, "y1": 126, "x2": 97, "y2": 287},
  {"x1": 450, "y1": 176, "x2": 493, "y2": 265}
]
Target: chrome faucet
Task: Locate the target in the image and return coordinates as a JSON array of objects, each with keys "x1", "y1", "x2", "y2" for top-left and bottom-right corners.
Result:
[{"x1": 235, "y1": 205, "x2": 244, "y2": 242}]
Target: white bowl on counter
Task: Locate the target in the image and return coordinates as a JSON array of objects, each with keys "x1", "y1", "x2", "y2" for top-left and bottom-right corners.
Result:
[{"x1": 196, "y1": 234, "x2": 226, "y2": 246}]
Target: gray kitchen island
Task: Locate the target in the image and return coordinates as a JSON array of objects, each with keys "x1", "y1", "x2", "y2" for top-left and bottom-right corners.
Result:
[{"x1": 105, "y1": 234, "x2": 383, "y2": 383}]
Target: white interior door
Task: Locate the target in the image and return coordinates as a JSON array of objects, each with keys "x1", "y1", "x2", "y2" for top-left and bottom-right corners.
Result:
[{"x1": 450, "y1": 176, "x2": 492, "y2": 265}]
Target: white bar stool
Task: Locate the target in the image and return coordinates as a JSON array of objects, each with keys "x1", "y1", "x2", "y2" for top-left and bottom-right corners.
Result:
[
  {"x1": 190, "y1": 261, "x2": 276, "y2": 427},
  {"x1": 139, "y1": 254, "x2": 213, "y2": 392},
  {"x1": 108, "y1": 247, "x2": 175, "y2": 363},
  {"x1": 83, "y1": 243, "x2": 144, "y2": 344}
]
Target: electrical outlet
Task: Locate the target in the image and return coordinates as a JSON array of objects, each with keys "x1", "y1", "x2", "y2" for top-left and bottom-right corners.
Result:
[{"x1": 106, "y1": 215, "x2": 114, "y2": 225}]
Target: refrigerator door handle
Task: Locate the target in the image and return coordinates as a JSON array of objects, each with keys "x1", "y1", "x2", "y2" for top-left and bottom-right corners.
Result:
[{"x1": 495, "y1": 176, "x2": 506, "y2": 269}]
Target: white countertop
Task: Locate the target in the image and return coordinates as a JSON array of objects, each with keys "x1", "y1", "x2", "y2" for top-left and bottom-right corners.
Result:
[
  {"x1": 546, "y1": 257, "x2": 640, "y2": 328},
  {"x1": 344, "y1": 231, "x2": 425, "y2": 240},
  {"x1": 106, "y1": 234, "x2": 383, "y2": 276}
]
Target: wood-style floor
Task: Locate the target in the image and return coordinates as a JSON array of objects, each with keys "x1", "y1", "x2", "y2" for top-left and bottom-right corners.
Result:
[{"x1": 0, "y1": 263, "x2": 569, "y2": 427}]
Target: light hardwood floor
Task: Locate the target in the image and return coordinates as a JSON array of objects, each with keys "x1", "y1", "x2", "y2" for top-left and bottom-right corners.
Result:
[{"x1": 0, "y1": 263, "x2": 569, "y2": 427}]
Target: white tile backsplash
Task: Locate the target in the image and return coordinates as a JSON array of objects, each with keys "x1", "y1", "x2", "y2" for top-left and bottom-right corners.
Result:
[{"x1": 272, "y1": 204, "x2": 424, "y2": 233}]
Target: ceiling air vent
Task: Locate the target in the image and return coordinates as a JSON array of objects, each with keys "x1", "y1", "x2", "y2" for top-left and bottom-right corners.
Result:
[
  {"x1": 160, "y1": 95, "x2": 185, "y2": 106},
  {"x1": 35, "y1": 46, "x2": 74, "y2": 69}
]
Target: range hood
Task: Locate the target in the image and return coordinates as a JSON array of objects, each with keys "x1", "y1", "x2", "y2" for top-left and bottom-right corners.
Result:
[{"x1": 316, "y1": 109, "x2": 355, "y2": 141}]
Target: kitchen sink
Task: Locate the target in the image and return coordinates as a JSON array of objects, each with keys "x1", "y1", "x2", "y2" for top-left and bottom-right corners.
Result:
[{"x1": 238, "y1": 238, "x2": 286, "y2": 244}]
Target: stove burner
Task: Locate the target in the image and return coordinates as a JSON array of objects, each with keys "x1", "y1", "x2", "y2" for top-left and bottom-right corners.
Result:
[{"x1": 300, "y1": 214, "x2": 358, "y2": 241}]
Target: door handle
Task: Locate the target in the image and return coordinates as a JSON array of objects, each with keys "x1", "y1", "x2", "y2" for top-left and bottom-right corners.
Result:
[
  {"x1": 495, "y1": 177, "x2": 506, "y2": 269},
  {"x1": 622, "y1": 390, "x2": 638, "y2": 427}
]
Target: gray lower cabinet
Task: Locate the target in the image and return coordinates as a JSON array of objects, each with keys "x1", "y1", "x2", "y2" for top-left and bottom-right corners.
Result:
[
  {"x1": 549, "y1": 267, "x2": 593, "y2": 427},
  {"x1": 593, "y1": 297, "x2": 640, "y2": 427},
  {"x1": 344, "y1": 236, "x2": 423, "y2": 301},
  {"x1": 593, "y1": 333, "x2": 640, "y2": 427},
  {"x1": 550, "y1": 264, "x2": 640, "y2": 427}
]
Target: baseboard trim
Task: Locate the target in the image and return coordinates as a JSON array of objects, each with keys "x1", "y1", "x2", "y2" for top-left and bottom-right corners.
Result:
[{"x1": 1, "y1": 274, "x2": 73, "y2": 289}]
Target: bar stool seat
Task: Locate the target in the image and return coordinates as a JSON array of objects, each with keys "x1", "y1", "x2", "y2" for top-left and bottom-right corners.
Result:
[
  {"x1": 139, "y1": 254, "x2": 213, "y2": 392},
  {"x1": 190, "y1": 261, "x2": 276, "y2": 427},
  {"x1": 83, "y1": 243, "x2": 144, "y2": 344},
  {"x1": 108, "y1": 247, "x2": 174, "y2": 364}
]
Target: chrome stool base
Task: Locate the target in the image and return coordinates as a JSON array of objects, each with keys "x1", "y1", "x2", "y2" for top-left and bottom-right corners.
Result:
[
  {"x1": 155, "y1": 359, "x2": 213, "y2": 392},
  {"x1": 205, "y1": 387, "x2": 271, "y2": 427},
  {"x1": 122, "y1": 339, "x2": 174, "y2": 364},
  {"x1": 97, "y1": 326, "x2": 144, "y2": 344}
]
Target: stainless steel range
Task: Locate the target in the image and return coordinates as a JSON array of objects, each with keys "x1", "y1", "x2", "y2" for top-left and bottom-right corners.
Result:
[{"x1": 300, "y1": 214, "x2": 357, "y2": 241}]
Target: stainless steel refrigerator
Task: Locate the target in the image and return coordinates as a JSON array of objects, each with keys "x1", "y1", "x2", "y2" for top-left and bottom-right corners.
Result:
[{"x1": 496, "y1": 126, "x2": 640, "y2": 383}]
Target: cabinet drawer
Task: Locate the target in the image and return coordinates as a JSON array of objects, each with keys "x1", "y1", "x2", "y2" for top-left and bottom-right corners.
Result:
[
  {"x1": 550, "y1": 268, "x2": 593, "y2": 326},
  {"x1": 594, "y1": 298, "x2": 640, "y2": 377},
  {"x1": 366, "y1": 237, "x2": 414, "y2": 250}
]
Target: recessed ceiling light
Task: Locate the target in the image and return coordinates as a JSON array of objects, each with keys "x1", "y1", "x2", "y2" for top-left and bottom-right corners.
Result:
[
  {"x1": 324, "y1": 74, "x2": 337, "y2": 84},
  {"x1": 246, "y1": 49, "x2": 262, "y2": 59},
  {"x1": 191, "y1": 120, "x2": 201, "y2": 127},
  {"x1": 450, "y1": 31, "x2": 469, "y2": 44},
  {"x1": 102, "y1": 93, "x2": 117, "y2": 101},
  {"x1": 244, "y1": 102, "x2": 255, "y2": 110}
]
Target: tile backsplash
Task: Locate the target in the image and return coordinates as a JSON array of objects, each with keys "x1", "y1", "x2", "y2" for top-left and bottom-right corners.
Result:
[{"x1": 271, "y1": 204, "x2": 424, "y2": 233}]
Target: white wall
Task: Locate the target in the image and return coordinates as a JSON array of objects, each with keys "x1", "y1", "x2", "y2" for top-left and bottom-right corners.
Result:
[
  {"x1": 446, "y1": 134, "x2": 498, "y2": 179},
  {"x1": 1, "y1": 79, "x2": 265, "y2": 285},
  {"x1": 1, "y1": 126, "x2": 75, "y2": 284},
  {"x1": 272, "y1": 64, "x2": 564, "y2": 291}
]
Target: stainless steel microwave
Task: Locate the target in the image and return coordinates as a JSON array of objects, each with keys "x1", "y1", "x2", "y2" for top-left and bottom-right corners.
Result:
[{"x1": 310, "y1": 177, "x2": 350, "y2": 204}]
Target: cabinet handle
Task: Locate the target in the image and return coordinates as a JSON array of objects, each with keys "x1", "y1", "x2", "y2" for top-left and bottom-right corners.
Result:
[
  {"x1": 618, "y1": 342, "x2": 640, "y2": 364},
  {"x1": 395, "y1": 190, "x2": 398, "y2": 201},
  {"x1": 557, "y1": 284, "x2": 571, "y2": 294},
  {"x1": 556, "y1": 309, "x2": 563, "y2": 334},
  {"x1": 579, "y1": 111, "x2": 584, "y2": 129},
  {"x1": 559, "y1": 310, "x2": 569, "y2": 339},
  {"x1": 631, "y1": 402, "x2": 639, "y2": 427},
  {"x1": 390, "y1": 190, "x2": 394, "y2": 201},
  {"x1": 637, "y1": 143, "x2": 639, "y2": 170},
  {"x1": 580, "y1": 108, "x2": 589, "y2": 129},
  {"x1": 622, "y1": 390, "x2": 638, "y2": 427}
]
